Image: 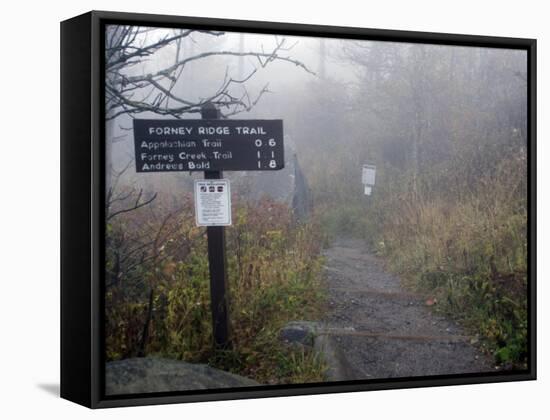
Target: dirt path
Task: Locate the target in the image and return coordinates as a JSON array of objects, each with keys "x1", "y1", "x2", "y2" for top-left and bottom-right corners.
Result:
[{"x1": 321, "y1": 238, "x2": 493, "y2": 379}]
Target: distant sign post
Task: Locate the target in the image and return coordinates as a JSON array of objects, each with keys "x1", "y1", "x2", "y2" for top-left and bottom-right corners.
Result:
[
  {"x1": 133, "y1": 103, "x2": 284, "y2": 350},
  {"x1": 362, "y1": 164, "x2": 376, "y2": 196}
]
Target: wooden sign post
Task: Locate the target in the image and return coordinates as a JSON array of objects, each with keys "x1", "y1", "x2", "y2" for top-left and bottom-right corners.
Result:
[
  {"x1": 361, "y1": 164, "x2": 376, "y2": 196},
  {"x1": 201, "y1": 103, "x2": 231, "y2": 349}
]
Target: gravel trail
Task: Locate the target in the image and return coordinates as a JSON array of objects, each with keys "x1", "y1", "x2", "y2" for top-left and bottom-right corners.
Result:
[{"x1": 322, "y1": 238, "x2": 493, "y2": 379}]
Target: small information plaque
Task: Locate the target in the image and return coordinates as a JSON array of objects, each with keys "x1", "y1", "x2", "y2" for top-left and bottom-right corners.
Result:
[{"x1": 194, "y1": 179, "x2": 232, "y2": 226}]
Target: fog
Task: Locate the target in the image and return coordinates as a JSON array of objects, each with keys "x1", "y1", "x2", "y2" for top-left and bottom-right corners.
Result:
[{"x1": 105, "y1": 25, "x2": 527, "y2": 214}]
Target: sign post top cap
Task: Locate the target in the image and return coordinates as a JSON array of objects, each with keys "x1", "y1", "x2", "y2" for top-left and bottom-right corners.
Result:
[{"x1": 201, "y1": 103, "x2": 221, "y2": 119}]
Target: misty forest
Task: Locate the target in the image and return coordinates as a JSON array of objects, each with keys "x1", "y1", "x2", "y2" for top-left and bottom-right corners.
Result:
[{"x1": 104, "y1": 25, "x2": 527, "y2": 392}]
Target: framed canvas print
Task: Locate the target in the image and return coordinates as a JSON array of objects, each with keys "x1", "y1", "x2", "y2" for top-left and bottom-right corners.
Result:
[{"x1": 60, "y1": 10, "x2": 536, "y2": 408}]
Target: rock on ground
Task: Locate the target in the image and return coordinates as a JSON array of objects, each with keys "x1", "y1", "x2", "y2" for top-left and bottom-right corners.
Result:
[
  {"x1": 105, "y1": 357, "x2": 259, "y2": 395},
  {"x1": 279, "y1": 321, "x2": 318, "y2": 347},
  {"x1": 279, "y1": 321, "x2": 357, "y2": 381}
]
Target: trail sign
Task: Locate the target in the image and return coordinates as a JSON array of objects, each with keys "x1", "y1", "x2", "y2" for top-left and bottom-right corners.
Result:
[
  {"x1": 132, "y1": 105, "x2": 284, "y2": 351},
  {"x1": 362, "y1": 164, "x2": 376, "y2": 186},
  {"x1": 194, "y1": 179, "x2": 231, "y2": 226},
  {"x1": 133, "y1": 119, "x2": 284, "y2": 172}
]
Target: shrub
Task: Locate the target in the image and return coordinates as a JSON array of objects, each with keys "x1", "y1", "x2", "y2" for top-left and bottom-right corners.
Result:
[{"x1": 105, "y1": 196, "x2": 327, "y2": 384}]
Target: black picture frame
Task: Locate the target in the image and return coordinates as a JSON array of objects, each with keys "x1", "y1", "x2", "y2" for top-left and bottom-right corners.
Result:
[{"x1": 60, "y1": 10, "x2": 536, "y2": 409}]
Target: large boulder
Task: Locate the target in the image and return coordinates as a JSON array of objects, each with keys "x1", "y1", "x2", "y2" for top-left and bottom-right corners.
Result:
[{"x1": 105, "y1": 357, "x2": 259, "y2": 395}]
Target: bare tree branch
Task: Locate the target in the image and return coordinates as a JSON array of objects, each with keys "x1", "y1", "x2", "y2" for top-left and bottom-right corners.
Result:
[
  {"x1": 107, "y1": 190, "x2": 158, "y2": 221},
  {"x1": 105, "y1": 26, "x2": 314, "y2": 120}
]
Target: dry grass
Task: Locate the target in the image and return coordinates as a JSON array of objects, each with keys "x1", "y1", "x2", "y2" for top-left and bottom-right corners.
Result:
[
  {"x1": 370, "y1": 153, "x2": 528, "y2": 367},
  {"x1": 105, "y1": 197, "x2": 327, "y2": 384}
]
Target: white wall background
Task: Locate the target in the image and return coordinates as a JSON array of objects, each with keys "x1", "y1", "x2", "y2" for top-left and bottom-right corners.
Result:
[{"x1": 0, "y1": 0, "x2": 547, "y2": 417}]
